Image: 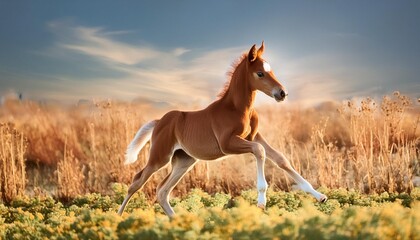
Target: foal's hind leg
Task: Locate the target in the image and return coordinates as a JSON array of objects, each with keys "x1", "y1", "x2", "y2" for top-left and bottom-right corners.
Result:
[
  {"x1": 118, "y1": 148, "x2": 172, "y2": 215},
  {"x1": 157, "y1": 150, "x2": 197, "y2": 217}
]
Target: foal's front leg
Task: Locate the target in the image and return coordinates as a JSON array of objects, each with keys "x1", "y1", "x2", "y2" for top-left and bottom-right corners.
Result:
[
  {"x1": 254, "y1": 133, "x2": 327, "y2": 202},
  {"x1": 255, "y1": 153, "x2": 268, "y2": 208},
  {"x1": 220, "y1": 135, "x2": 268, "y2": 208}
]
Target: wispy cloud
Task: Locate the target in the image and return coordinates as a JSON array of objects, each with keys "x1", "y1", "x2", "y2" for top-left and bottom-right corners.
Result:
[
  {"x1": 49, "y1": 21, "x2": 183, "y2": 66},
  {"x1": 43, "y1": 21, "x2": 243, "y2": 105}
]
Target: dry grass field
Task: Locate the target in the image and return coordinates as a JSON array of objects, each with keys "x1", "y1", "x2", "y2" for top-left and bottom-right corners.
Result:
[{"x1": 0, "y1": 91, "x2": 419, "y2": 203}]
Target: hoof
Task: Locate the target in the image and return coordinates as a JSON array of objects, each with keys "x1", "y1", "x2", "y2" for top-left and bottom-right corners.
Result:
[
  {"x1": 257, "y1": 203, "x2": 266, "y2": 209},
  {"x1": 319, "y1": 195, "x2": 328, "y2": 203}
]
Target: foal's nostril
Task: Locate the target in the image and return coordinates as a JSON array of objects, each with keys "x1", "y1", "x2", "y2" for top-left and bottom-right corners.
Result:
[
  {"x1": 274, "y1": 90, "x2": 287, "y2": 102},
  {"x1": 280, "y1": 90, "x2": 286, "y2": 98}
]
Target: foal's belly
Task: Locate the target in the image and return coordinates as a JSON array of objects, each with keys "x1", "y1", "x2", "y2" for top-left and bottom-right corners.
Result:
[
  {"x1": 177, "y1": 131, "x2": 225, "y2": 160},
  {"x1": 175, "y1": 113, "x2": 225, "y2": 160},
  {"x1": 179, "y1": 141, "x2": 225, "y2": 160}
]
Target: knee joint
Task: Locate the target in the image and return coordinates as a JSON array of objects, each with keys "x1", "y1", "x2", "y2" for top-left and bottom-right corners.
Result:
[
  {"x1": 277, "y1": 160, "x2": 288, "y2": 169},
  {"x1": 252, "y1": 143, "x2": 266, "y2": 160}
]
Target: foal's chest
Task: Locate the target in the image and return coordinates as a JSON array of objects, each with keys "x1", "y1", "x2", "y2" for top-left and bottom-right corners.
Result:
[{"x1": 238, "y1": 110, "x2": 258, "y2": 139}]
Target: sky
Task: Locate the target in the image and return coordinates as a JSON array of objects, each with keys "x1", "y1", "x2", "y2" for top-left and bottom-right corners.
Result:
[{"x1": 0, "y1": 1, "x2": 419, "y2": 107}]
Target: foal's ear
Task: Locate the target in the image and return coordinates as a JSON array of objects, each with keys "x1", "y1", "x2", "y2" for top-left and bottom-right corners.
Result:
[
  {"x1": 248, "y1": 44, "x2": 257, "y2": 63},
  {"x1": 257, "y1": 41, "x2": 265, "y2": 57}
]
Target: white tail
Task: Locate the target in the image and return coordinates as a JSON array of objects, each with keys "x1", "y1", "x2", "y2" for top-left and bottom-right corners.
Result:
[{"x1": 124, "y1": 120, "x2": 157, "y2": 165}]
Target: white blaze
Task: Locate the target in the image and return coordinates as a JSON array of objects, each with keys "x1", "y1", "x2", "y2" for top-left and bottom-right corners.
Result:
[{"x1": 263, "y1": 61, "x2": 271, "y2": 72}]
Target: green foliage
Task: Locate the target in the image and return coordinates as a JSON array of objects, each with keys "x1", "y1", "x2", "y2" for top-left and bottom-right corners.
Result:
[
  {"x1": 72, "y1": 193, "x2": 117, "y2": 211},
  {"x1": 0, "y1": 187, "x2": 419, "y2": 239},
  {"x1": 65, "y1": 209, "x2": 121, "y2": 239},
  {"x1": 110, "y1": 183, "x2": 150, "y2": 213},
  {"x1": 5, "y1": 195, "x2": 61, "y2": 223},
  {"x1": 171, "y1": 188, "x2": 231, "y2": 213},
  {"x1": 321, "y1": 187, "x2": 420, "y2": 208}
]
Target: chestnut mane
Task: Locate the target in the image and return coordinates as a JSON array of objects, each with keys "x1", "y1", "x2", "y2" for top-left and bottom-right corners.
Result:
[{"x1": 217, "y1": 53, "x2": 247, "y2": 99}]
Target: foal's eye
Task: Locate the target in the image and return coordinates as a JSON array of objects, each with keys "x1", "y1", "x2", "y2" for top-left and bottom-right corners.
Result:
[{"x1": 257, "y1": 72, "x2": 264, "y2": 77}]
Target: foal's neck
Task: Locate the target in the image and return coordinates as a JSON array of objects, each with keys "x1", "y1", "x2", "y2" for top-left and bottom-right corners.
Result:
[{"x1": 223, "y1": 59, "x2": 256, "y2": 112}]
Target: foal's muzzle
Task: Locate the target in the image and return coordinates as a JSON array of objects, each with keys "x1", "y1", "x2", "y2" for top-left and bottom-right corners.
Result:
[{"x1": 274, "y1": 89, "x2": 287, "y2": 102}]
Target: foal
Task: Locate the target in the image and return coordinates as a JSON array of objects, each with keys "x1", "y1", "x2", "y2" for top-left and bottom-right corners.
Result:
[{"x1": 118, "y1": 42, "x2": 327, "y2": 216}]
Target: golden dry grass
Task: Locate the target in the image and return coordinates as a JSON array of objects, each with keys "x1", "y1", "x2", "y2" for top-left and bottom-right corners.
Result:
[
  {"x1": 0, "y1": 123, "x2": 27, "y2": 203},
  {"x1": 0, "y1": 91, "x2": 419, "y2": 201}
]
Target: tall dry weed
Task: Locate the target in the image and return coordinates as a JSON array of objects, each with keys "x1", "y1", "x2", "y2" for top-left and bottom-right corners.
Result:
[
  {"x1": 83, "y1": 100, "x2": 145, "y2": 192},
  {"x1": 0, "y1": 123, "x2": 27, "y2": 203},
  {"x1": 310, "y1": 117, "x2": 346, "y2": 189},
  {"x1": 55, "y1": 141, "x2": 85, "y2": 202},
  {"x1": 338, "y1": 92, "x2": 417, "y2": 192}
]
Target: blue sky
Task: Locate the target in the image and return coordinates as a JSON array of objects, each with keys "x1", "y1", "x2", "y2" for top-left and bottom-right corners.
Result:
[{"x1": 1, "y1": 1, "x2": 419, "y2": 106}]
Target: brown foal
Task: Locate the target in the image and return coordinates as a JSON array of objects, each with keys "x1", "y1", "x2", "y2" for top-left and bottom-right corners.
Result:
[{"x1": 118, "y1": 42, "x2": 327, "y2": 217}]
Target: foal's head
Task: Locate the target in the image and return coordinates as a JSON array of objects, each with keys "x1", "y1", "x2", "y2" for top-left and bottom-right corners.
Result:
[{"x1": 247, "y1": 42, "x2": 287, "y2": 102}]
